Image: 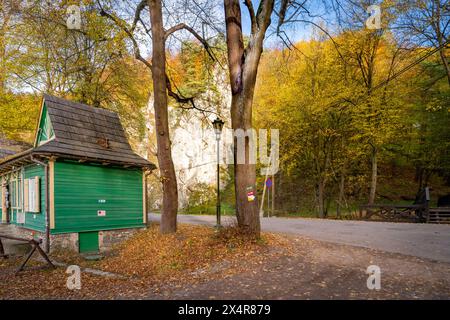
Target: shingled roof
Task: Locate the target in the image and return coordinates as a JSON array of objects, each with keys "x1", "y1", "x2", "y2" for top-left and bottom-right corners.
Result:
[
  {"x1": 0, "y1": 95, "x2": 155, "y2": 170},
  {"x1": 0, "y1": 148, "x2": 16, "y2": 160},
  {"x1": 0, "y1": 135, "x2": 32, "y2": 160}
]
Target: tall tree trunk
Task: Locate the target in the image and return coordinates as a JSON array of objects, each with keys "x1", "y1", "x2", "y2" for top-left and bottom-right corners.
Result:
[
  {"x1": 228, "y1": 36, "x2": 261, "y2": 235},
  {"x1": 0, "y1": 3, "x2": 11, "y2": 93},
  {"x1": 149, "y1": 0, "x2": 178, "y2": 233},
  {"x1": 336, "y1": 173, "x2": 345, "y2": 218},
  {"x1": 317, "y1": 179, "x2": 325, "y2": 218},
  {"x1": 438, "y1": 47, "x2": 450, "y2": 86},
  {"x1": 223, "y1": 0, "x2": 274, "y2": 236},
  {"x1": 415, "y1": 166, "x2": 424, "y2": 195},
  {"x1": 368, "y1": 146, "x2": 377, "y2": 205}
]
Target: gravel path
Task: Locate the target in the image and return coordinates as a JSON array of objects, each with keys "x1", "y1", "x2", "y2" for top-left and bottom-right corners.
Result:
[{"x1": 149, "y1": 214, "x2": 450, "y2": 263}]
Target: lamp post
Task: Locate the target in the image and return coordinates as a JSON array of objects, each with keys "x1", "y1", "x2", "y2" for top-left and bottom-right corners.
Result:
[{"x1": 212, "y1": 117, "x2": 224, "y2": 228}]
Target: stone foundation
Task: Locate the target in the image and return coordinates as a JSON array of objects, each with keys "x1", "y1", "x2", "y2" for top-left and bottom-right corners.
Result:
[
  {"x1": 3, "y1": 224, "x2": 145, "y2": 253},
  {"x1": 5, "y1": 224, "x2": 40, "y2": 242},
  {"x1": 99, "y1": 228, "x2": 144, "y2": 252},
  {"x1": 51, "y1": 233, "x2": 79, "y2": 252}
]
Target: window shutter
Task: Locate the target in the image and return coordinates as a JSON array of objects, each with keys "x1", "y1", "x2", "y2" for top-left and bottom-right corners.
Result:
[
  {"x1": 34, "y1": 177, "x2": 40, "y2": 213},
  {"x1": 24, "y1": 179, "x2": 29, "y2": 212}
]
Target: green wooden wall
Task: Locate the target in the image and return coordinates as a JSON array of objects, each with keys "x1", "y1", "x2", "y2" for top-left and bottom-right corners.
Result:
[
  {"x1": 4, "y1": 164, "x2": 46, "y2": 232},
  {"x1": 52, "y1": 160, "x2": 144, "y2": 234},
  {"x1": 23, "y1": 164, "x2": 46, "y2": 232}
]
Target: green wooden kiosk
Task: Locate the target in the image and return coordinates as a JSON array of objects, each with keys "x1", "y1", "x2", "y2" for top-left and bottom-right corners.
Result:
[{"x1": 0, "y1": 95, "x2": 155, "y2": 253}]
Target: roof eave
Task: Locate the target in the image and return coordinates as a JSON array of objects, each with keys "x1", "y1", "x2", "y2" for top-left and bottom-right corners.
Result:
[
  {"x1": 32, "y1": 151, "x2": 157, "y2": 171},
  {"x1": 0, "y1": 149, "x2": 34, "y2": 175}
]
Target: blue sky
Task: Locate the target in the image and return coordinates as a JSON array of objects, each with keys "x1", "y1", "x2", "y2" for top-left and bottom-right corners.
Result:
[{"x1": 239, "y1": 0, "x2": 333, "y2": 48}]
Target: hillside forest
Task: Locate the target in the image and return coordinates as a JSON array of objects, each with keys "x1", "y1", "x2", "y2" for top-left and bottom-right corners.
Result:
[{"x1": 0, "y1": 0, "x2": 449, "y2": 223}]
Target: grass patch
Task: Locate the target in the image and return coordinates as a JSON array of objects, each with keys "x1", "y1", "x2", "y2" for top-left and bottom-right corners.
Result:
[{"x1": 180, "y1": 202, "x2": 235, "y2": 216}]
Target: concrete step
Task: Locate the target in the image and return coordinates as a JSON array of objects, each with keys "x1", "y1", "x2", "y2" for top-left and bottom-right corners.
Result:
[{"x1": 0, "y1": 223, "x2": 13, "y2": 232}]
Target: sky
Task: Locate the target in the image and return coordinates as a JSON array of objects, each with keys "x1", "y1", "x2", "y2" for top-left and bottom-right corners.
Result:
[
  {"x1": 140, "y1": 0, "x2": 358, "y2": 55},
  {"x1": 239, "y1": 0, "x2": 337, "y2": 48}
]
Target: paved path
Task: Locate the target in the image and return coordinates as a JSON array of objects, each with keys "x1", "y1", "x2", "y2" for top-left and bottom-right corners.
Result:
[{"x1": 149, "y1": 214, "x2": 450, "y2": 263}]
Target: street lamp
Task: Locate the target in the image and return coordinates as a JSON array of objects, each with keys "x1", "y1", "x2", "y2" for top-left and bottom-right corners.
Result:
[{"x1": 212, "y1": 117, "x2": 224, "y2": 228}]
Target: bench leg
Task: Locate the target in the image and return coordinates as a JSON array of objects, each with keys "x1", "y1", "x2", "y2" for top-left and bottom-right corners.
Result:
[
  {"x1": 0, "y1": 238, "x2": 7, "y2": 259},
  {"x1": 36, "y1": 244, "x2": 55, "y2": 269},
  {"x1": 16, "y1": 244, "x2": 37, "y2": 274}
]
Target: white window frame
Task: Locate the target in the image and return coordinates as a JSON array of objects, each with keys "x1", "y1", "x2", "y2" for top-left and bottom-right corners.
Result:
[
  {"x1": 10, "y1": 171, "x2": 21, "y2": 210},
  {"x1": 25, "y1": 177, "x2": 40, "y2": 213}
]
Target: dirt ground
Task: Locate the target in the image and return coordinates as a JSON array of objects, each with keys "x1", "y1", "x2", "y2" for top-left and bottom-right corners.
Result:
[
  {"x1": 149, "y1": 236, "x2": 450, "y2": 299},
  {"x1": 151, "y1": 214, "x2": 450, "y2": 263},
  {"x1": 1, "y1": 230, "x2": 449, "y2": 300}
]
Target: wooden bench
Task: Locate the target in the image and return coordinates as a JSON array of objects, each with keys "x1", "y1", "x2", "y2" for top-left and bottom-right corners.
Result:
[{"x1": 0, "y1": 234, "x2": 55, "y2": 274}]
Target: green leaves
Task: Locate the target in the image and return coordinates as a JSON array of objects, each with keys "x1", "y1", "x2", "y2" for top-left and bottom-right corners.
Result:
[{"x1": 0, "y1": 92, "x2": 40, "y2": 142}]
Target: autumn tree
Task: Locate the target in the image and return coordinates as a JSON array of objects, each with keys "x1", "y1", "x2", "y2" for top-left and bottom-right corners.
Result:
[
  {"x1": 327, "y1": 0, "x2": 406, "y2": 205},
  {"x1": 395, "y1": 0, "x2": 450, "y2": 85},
  {"x1": 0, "y1": 0, "x2": 13, "y2": 93},
  {"x1": 254, "y1": 31, "x2": 425, "y2": 216},
  {"x1": 98, "y1": 0, "x2": 219, "y2": 233},
  {"x1": 254, "y1": 37, "x2": 362, "y2": 218},
  {"x1": 0, "y1": 1, "x2": 150, "y2": 147},
  {"x1": 223, "y1": 0, "x2": 326, "y2": 233},
  {"x1": 0, "y1": 1, "x2": 41, "y2": 141}
]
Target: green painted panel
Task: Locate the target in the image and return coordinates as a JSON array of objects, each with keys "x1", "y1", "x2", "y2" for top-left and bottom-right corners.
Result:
[
  {"x1": 79, "y1": 231, "x2": 99, "y2": 253},
  {"x1": 6, "y1": 164, "x2": 47, "y2": 232},
  {"x1": 36, "y1": 104, "x2": 54, "y2": 146},
  {"x1": 53, "y1": 161, "x2": 144, "y2": 234},
  {"x1": 23, "y1": 164, "x2": 46, "y2": 232}
]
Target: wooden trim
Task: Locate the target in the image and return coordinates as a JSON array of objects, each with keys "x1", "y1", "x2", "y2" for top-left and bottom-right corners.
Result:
[
  {"x1": 143, "y1": 171, "x2": 148, "y2": 224},
  {"x1": 1, "y1": 177, "x2": 7, "y2": 223},
  {"x1": 16, "y1": 169, "x2": 25, "y2": 224},
  {"x1": 24, "y1": 178, "x2": 29, "y2": 212},
  {"x1": 49, "y1": 160, "x2": 55, "y2": 229},
  {"x1": 13, "y1": 172, "x2": 19, "y2": 210},
  {"x1": 34, "y1": 177, "x2": 40, "y2": 213}
]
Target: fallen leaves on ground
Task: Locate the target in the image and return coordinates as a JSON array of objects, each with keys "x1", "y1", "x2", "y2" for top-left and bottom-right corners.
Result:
[
  {"x1": 0, "y1": 256, "x2": 149, "y2": 299},
  {"x1": 0, "y1": 223, "x2": 290, "y2": 299},
  {"x1": 95, "y1": 223, "x2": 290, "y2": 284},
  {"x1": 2, "y1": 223, "x2": 449, "y2": 300}
]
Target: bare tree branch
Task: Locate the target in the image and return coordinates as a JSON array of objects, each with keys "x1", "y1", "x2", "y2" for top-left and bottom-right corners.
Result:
[
  {"x1": 99, "y1": 0, "x2": 221, "y2": 111},
  {"x1": 131, "y1": 0, "x2": 148, "y2": 33},
  {"x1": 289, "y1": 19, "x2": 346, "y2": 64},
  {"x1": 97, "y1": 0, "x2": 152, "y2": 70},
  {"x1": 256, "y1": 0, "x2": 275, "y2": 32},
  {"x1": 277, "y1": 0, "x2": 289, "y2": 33},
  {"x1": 164, "y1": 22, "x2": 216, "y2": 62},
  {"x1": 165, "y1": 75, "x2": 217, "y2": 115},
  {"x1": 243, "y1": 0, "x2": 257, "y2": 34}
]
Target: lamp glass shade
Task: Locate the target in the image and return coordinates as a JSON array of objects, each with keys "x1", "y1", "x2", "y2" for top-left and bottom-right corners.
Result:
[{"x1": 212, "y1": 118, "x2": 224, "y2": 135}]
